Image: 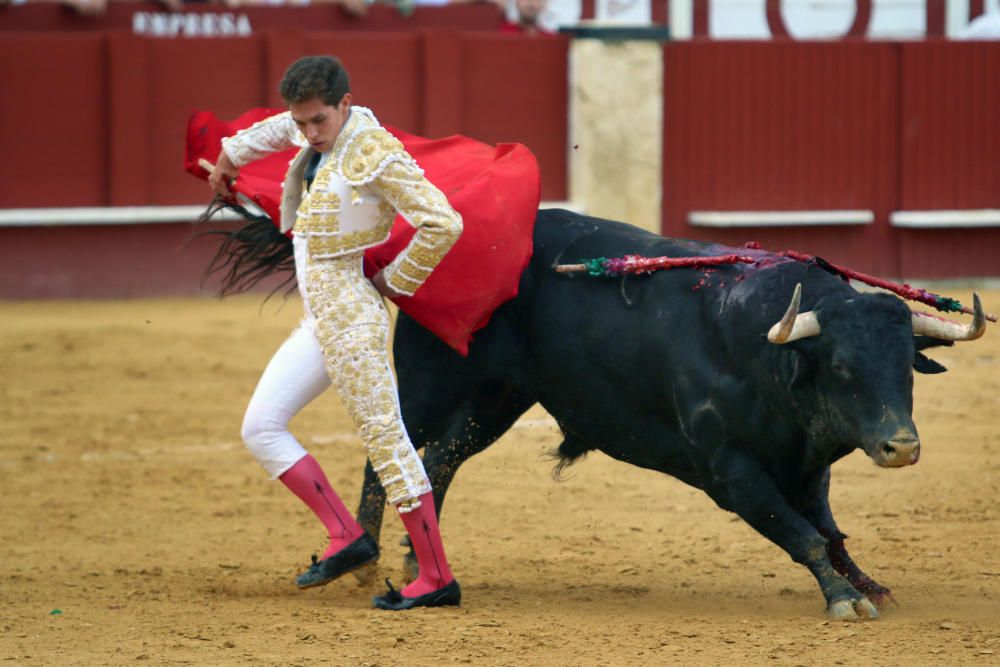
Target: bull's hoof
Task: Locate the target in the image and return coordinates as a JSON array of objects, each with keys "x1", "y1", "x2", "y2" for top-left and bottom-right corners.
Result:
[
  {"x1": 854, "y1": 579, "x2": 897, "y2": 609},
  {"x1": 827, "y1": 597, "x2": 879, "y2": 621}
]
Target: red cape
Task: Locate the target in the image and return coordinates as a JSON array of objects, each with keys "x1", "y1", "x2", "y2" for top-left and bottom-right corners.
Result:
[{"x1": 185, "y1": 109, "x2": 539, "y2": 356}]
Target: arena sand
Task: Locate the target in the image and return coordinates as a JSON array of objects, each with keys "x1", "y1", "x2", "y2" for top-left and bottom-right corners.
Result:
[{"x1": 2, "y1": 289, "x2": 999, "y2": 666}]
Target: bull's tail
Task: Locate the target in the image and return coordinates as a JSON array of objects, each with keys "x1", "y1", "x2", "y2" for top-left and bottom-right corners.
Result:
[
  {"x1": 547, "y1": 433, "x2": 593, "y2": 481},
  {"x1": 191, "y1": 198, "x2": 295, "y2": 299}
]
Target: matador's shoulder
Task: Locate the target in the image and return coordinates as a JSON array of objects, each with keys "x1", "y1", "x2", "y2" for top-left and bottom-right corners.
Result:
[{"x1": 336, "y1": 107, "x2": 415, "y2": 187}]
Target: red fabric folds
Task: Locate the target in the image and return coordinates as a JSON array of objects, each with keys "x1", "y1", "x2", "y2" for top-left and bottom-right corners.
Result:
[{"x1": 185, "y1": 109, "x2": 539, "y2": 356}]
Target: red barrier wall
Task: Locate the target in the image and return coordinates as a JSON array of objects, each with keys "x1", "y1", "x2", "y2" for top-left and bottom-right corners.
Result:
[
  {"x1": 662, "y1": 41, "x2": 899, "y2": 275},
  {"x1": 0, "y1": 34, "x2": 109, "y2": 207},
  {"x1": 0, "y1": 223, "x2": 263, "y2": 299},
  {"x1": 896, "y1": 41, "x2": 1000, "y2": 278},
  {"x1": 0, "y1": 30, "x2": 569, "y2": 211},
  {"x1": 662, "y1": 40, "x2": 1000, "y2": 279},
  {"x1": 3, "y1": 36, "x2": 998, "y2": 298},
  {"x1": 0, "y1": 29, "x2": 568, "y2": 298},
  {"x1": 0, "y1": 223, "x2": 296, "y2": 299},
  {"x1": 899, "y1": 41, "x2": 1000, "y2": 210},
  {"x1": 458, "y1": 35, "x2": 569, "y2": 199}
]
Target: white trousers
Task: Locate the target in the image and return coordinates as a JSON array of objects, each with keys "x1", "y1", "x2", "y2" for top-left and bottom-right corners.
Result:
[{"x1": 240, "y1": 236, "x2": 431, "y2": 508}]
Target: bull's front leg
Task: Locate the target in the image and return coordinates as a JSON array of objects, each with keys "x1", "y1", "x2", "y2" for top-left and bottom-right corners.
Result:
[
  {"x1": 706, "y1": 451, "x2": 879, "y2": 620},
  {"x1": 802, "y1": 467, "x2": 896, "y2": 608}
]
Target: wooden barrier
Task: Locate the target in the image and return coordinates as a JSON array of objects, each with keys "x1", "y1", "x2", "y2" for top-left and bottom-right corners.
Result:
[
  {"x1": 0, "y1": 30, "x2": 569, "y2": 212},
  {"x1": 1, "y1": 35, "x2": 998, "y2": 297},
  {"x1": 662, "y1": 40, "x2": 1000, "y2": 279},
  {"x1": 0, "y1": 34, "x2": 109, "y2": 208},
  {"x1": 0, "y1": 29, "x2": 569, "y2": 297},
  {"x1": 662, "y1": 41, "x2": 899, "y2": 275}
]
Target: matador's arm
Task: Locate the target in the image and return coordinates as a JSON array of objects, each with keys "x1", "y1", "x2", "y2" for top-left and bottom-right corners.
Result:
[
  {"x1": 334, "y1": 126, "x2": 462, "y2": 297},
  {"x1": 371, "y1": 159, "x2": 463, "y2": 297},
  {"x1": 221, "y1": 112, "x2": 305, "y2": 167}
]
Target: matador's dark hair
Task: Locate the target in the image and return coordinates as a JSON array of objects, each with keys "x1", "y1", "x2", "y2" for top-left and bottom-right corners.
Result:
[
  {"x1": 279, "y1": 56, "x2": 351, "y2": 107},
  {"x1": 194, "y1": 199, "x2": 296, "y2": 299}
]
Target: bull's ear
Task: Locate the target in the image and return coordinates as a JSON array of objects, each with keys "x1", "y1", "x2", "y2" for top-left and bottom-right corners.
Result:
[
  {"x1": 914, "y1": 335, "x2": 954, "y2": 351},
  {"x1": 914, "y1": 351, "x2": 947, "y2": 374}
]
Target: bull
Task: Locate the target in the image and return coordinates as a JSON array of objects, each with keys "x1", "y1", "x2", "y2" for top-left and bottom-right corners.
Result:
[{"x1": 353, "y1": 208, "x2": 987, "y2": 619}]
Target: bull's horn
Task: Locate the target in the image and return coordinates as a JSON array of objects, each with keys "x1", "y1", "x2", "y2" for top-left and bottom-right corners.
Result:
[
  {"x1": 768, "y1": 283, "x2": 821, "y2": 344},
  {"x1": 911, "y1": 292, "x2": 987, "y2": 342}
]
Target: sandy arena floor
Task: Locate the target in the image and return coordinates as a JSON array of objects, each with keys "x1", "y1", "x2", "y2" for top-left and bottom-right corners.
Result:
[{"x1": 2, "y1": 288, "x2": 999, "y2": 666}]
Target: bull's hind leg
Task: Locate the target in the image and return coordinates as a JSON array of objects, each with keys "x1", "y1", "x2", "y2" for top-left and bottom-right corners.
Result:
[{"x1": 802, "y1": 468, "x2": 896, "y2": 608}]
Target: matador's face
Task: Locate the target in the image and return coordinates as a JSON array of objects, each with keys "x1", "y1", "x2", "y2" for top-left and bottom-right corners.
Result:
[{"x1": 289, "y1": 94, "x2": 352, "y2": 154}]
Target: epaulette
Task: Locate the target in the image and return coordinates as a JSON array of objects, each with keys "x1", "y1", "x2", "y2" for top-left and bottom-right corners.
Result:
[{"x1": 338, "y1": 126, "x2": 415, "y2": 187}]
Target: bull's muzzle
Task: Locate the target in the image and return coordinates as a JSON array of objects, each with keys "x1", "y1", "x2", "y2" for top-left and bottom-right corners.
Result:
[{"x1": 875, "y1": 435, "x2": 920, "y2": 467}]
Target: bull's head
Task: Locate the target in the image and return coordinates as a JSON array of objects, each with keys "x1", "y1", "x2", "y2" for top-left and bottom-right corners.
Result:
[{"x1": 766, "y1": 284, "x2": 986, "y2": 468}]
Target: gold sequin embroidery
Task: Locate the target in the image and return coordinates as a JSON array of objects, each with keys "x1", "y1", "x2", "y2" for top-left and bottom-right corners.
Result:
[
  {"x1": 295, "y1": 191, "x2": 341, "y2": 236},
  {"x1": 222, "y1": 112, "x2": 300, "y2": 168},
  {"x1": 372, "y1": 160, "x2": 463, "y2": 296},
  {"x1": 306, "y1": 223, "x2": 392, "y2": 261},
  {"x1": 339, "y1": 128, "x2": 409, "y2": 186}
]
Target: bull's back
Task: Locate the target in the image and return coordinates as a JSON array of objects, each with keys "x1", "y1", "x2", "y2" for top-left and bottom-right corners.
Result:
[
  {"x1": 530, "y1": 209, "x2": 720, "y2": 269},
  {"x1": 524, "y1": 210, "x2": 744, "y2": 347},
  {"x1": 525, "y1": 209, "x2": 845, "y2": 347}
]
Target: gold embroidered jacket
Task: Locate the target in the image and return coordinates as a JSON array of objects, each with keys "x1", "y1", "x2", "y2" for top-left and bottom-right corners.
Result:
[{"x1": 221, "y1": 107, "x2": 463, "y2": 297}]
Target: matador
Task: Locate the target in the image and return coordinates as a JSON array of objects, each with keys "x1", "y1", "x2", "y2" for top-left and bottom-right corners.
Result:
[{"x1": 211, "y1": 55, "x2": 462, "y2": 611}]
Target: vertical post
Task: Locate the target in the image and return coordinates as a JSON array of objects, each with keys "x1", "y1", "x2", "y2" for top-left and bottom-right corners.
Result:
[{"x1": 566, "y1": 26, "x2": 668, "y2": 233}]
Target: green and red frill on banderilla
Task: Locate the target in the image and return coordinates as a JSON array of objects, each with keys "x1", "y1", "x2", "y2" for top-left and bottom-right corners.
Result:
[{"x1": 555, "y1": 241, "x2": 996, "y2": 323}]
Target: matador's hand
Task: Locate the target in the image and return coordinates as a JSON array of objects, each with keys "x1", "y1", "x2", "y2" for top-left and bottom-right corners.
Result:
[
  {"x1": 208, "y1": 149, "x2": 240, "y2": 199},
  {"x1": 371, "y1": 271, "x2": 402, "y2": 300}
]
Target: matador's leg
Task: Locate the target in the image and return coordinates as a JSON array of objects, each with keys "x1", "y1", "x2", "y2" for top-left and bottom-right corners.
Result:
[
  {"x1": 307, "y1": 258, "x2": 458, "y2": 606},
  {"x1": 241, "y1": 321, "x2": 377, "y2": 590},
  {"x1": 306, "y1": 258, "x2": 431, "y2": 508}
]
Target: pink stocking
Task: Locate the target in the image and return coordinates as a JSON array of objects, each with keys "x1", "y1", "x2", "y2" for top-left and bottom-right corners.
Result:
[
  {"x1": 398, "y1": 492, "x2": 454, "y2": 597},
  {"x1": 279, "y1": 454, "x2": 362, "y2": 559}
]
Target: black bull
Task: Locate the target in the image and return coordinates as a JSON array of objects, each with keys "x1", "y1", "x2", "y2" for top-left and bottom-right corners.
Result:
[{"x1": 354, "y1": 209, "x2": 986, "y2": 619}]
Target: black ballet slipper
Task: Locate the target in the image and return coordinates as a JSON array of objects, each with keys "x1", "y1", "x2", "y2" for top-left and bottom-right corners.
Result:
[
  {"x1": 371, "y1": 577, "x2": 461, "y2": 611},
  {"x1": 295, "y1": 533, "x2": 379, "y2": 589}
]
